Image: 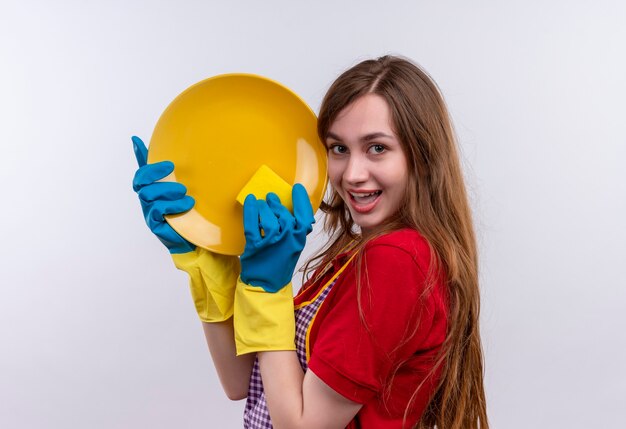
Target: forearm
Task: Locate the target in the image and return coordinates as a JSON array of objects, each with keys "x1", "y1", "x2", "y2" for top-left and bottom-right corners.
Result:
[
  {"x1": 237, "y1": 188, "x2": 360, "y2": 426},
  {"x1": 202, "y1": 319, "x2": 255, "y2": 400},
  {"x1": 257, "y1": 351, "x2": 305, "y2": 427},
  {"x1": 257, "y1": 351, "x2": 361, "y2": 429}
]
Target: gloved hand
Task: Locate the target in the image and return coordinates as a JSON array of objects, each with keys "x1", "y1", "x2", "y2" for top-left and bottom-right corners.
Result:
[
  {"x1": 240, "y1": 184, "x2": 315, "y2": 292},
  {"x1": 131, "y1": 136, "x2": 239, "y2": 322},
  {"x1": 132, "y1": 136, "x2": 195, "y2": 254},
  {"x1": 234, "y1": 185, "x2": 315, "y2": 355}
]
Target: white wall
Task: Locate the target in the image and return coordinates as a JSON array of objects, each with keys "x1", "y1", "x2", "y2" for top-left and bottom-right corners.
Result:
[{"x1": 1, "y1": 1, "x2": 624, "y2": 427}]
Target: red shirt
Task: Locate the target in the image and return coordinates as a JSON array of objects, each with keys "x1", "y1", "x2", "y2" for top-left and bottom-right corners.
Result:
[{"x1": 294, "y1": 229, "x2": 448, "y2": 428}]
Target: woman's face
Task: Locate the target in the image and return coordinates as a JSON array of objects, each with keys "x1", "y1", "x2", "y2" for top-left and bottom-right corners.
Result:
[{"x1": 326, "y1": 94, "x2": 409, "y2": 235}]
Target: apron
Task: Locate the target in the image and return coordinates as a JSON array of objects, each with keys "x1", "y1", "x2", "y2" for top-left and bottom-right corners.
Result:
[{"x1": 243, "y1": 254, "x2": 357, "y2": 428}]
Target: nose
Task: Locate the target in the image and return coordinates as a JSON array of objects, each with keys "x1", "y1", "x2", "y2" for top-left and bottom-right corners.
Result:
[{"x1": 343, "y1": 153, "x2": 369, "y2": 185}]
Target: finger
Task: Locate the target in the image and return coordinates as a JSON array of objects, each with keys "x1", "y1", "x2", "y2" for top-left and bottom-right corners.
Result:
[
  {"x1": 266, "y1": 192, "x2": 295, "y2": 232},
  {"x1": 132, "y1": 161, "x2": 175, "y2": 192},
  {"x1": 148, "y1": 196, "x2": 195, "y2": 223},
  {"x1": 243, "y1": 194, "x2": 262, "y2": 244},
  {"x1": 257, "y1": 199, "x2": 280, "y2": 241},
  {"x1": 138, "y1": 182, "x2": 187, "y2": 203},
  {"x1": 292, "y1": 184, "x2": 315, "y2": 233},
  {"x1": 151, "y1": 222, "x2": 183, "y2": 246},
  {"x1": 132, "y1": 136, "x2": 148, "y2": 167}
]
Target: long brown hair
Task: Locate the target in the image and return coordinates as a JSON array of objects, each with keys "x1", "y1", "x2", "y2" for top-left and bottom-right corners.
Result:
[{"x1": 306, "y1": 56, "x2": 488, "y2": 428}]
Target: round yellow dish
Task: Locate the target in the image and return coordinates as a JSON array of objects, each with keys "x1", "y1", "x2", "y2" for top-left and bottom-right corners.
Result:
[{"x1": 147, "y1": 74, "x2": 327, "y2": 255}]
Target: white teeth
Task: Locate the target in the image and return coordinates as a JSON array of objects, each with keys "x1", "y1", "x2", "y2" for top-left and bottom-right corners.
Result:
[
  {"x1": 350, "y1": 191, "x2": 381, "y2": 204},
  {"x1": 350, "y1": 191, "x2": 381, "y2": 198}
]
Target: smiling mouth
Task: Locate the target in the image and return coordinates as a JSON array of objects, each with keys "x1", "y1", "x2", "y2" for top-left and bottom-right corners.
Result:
[{"x1": 349, "y1": 190, "x2": 382, "y2": 204}]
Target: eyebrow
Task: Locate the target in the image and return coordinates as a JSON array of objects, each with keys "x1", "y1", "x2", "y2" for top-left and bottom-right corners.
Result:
[{"x1": 326, "y1": 131, "x2": 394, "y2": 142}]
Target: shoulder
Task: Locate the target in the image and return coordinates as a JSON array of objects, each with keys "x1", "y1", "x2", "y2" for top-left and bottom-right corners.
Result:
[
  {"x1": 364, "y1": 228, "x2": 430, "y2": 250},
  {"x1": 362, "y1": 228, "x2": 434, "y2": 276},
  {"x1": 357, "y1": 228, "x2": 447, "y2": 310}
]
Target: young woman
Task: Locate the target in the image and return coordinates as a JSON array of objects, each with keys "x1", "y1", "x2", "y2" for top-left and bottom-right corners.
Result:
[{"x1": 132, "y1": 55, "x2": 488, "y2": 428}]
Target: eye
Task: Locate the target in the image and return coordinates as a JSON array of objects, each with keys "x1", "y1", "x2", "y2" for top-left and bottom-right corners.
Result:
[
  {"x1": 369, "y1": 144, "x2": 386, "y2": 154},
  {"x1": 329, "y1": 144, "x2": 348, "y2": 154}
]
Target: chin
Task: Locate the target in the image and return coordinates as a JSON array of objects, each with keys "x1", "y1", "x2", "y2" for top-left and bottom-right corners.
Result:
[{"x1": 353, "y1": 218, "x2": 384, "y2": 234}]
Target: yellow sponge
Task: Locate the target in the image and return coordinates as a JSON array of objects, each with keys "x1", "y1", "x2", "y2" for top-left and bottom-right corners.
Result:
[{"x1": 236, "y1": 165, "x2": 293, "y2": 211}]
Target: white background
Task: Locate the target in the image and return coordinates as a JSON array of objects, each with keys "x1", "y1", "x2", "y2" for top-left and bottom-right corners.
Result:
[{"x1": 1, "y1": 1, "x2": 625, "y2": 427}]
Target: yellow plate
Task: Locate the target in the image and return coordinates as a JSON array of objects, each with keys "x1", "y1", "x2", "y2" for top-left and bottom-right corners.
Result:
[{"x1": 147, "y1": 74, "x2": 327, "y2": 255}]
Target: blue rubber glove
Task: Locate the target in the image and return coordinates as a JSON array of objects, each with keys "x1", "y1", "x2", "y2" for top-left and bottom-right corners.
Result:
[
  {"x1": 132, "y1": 136, "x2": 196, "y2": 254},
  {"x1": 240, "y1": 184, "x2": 315, "y2": 292}
]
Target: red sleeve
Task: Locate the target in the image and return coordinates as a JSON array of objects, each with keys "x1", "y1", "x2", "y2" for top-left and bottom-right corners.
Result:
[{"x1": 307, "y1": 241, "x2": 442, "y2": 404}]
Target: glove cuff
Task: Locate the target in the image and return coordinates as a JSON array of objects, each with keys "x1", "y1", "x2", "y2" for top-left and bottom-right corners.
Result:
[
  {"x1": 234, "y1": 278, "x2": 296, "y2": 355},
  {"x1": 171, "y1": 249, "x2": 240, "y2": 323}
]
